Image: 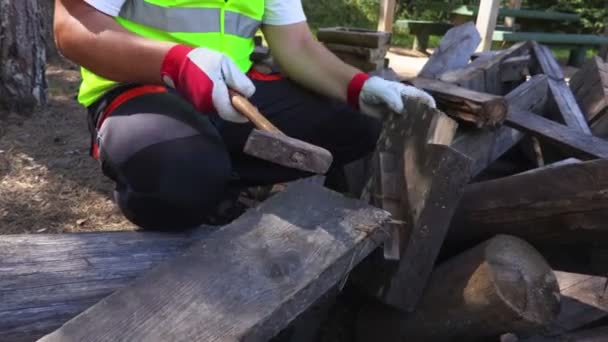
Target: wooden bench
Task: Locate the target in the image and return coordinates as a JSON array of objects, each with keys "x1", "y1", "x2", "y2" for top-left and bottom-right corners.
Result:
[{"x1": 450, "y1": 5, "x2": 581, "y2": 24}]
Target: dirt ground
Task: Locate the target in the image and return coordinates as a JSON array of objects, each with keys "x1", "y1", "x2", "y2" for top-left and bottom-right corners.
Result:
[{"x1": 0, "y1": 59, "x2": 137, "y2": 234}]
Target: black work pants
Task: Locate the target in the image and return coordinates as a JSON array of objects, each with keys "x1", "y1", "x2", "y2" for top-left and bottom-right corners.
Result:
[{"x1": 88, "y1": 76, "x2": 382, "y2": 230}]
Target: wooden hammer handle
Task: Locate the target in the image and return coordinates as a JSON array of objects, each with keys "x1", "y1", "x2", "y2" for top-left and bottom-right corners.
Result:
[{"x1": 229, "y1": 90, "x2": 283, "y2": 135}]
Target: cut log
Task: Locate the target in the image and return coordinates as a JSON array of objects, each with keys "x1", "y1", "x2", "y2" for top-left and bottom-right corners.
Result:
[
  {"x1": 447, "y1": 158, "x2": 608, "y2": 249},
  {"x1": 0, "y1": 231, "x2": 212, "y2": 342},
  {"x1": 451, "y1": 74, "x2": 549, "y2": 177},
  {"x1": 356, "y1": 235, "x2": 560, "y2": 342},
  {"x1": 547, "y1": 78, "x2": 592, "y2": 134},
  {"x1": 439, "y1": 41, "x2": 531, "y2": 94},
  {"x1": 520, "y1": 272, "x2": 608, "y2": 339},
  {"x1": 505, "y1": 109, "x2": 608, "y2": 159},
  {"x1": 355, "y1": 98, "x2": 472, "y2": 312},
  {"x1": 38, "y1": 179, "x2": 391, "y2": 342},
  {"x1": 418, "y1": 22, "x2": 481, "y2": 79},
  {"x1": 410, "y1": 77, "x2": 508, "y2": 127},
  {"x1": 316, "y1": 27, "x2": 391, "y2": 49},
  {"x1": 530, "y1": 42, "x2": 565, "y2": 80}
]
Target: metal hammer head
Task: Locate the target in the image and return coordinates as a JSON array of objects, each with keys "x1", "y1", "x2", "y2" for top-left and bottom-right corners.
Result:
[{"x1": 244, "y1": 129, "x2": 333, "y2": 174}]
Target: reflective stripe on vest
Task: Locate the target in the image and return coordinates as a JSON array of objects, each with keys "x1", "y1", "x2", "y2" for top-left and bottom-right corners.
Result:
[
  {"x1": 119, "y1": 0, "x2": 261, "y2": 38},
  {"x1": 77, "y1": 0, "x2": 264, "y2": 107}
]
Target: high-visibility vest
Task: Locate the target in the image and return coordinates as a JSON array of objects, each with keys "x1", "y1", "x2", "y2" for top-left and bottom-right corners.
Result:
[{"x1": 78, "y1": 0, "x2": 264, "y2": 107}]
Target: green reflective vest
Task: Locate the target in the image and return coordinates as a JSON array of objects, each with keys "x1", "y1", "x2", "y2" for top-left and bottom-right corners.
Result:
[{"x1": 78, "y1": 0, "x2": 265, "y2": 107}]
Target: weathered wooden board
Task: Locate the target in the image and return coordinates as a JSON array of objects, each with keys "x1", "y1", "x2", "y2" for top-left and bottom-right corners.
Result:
[
  {"x1": 356, "y1": 98, "x2": 473, "y2": 312},
  {"x1": 521, "y1": 272, "x2": 608, "y2": 339},
  {"x1": 505, "y1": 109, "x2": 608, "y2": 159},
  {"x1": 39, "y1": 179, "x2": 391, "y2": 342},
  {"x1": 451, "y1": 74, "x2": 549, "y2": 177},
  {"x1": 440, "y1": 41, "x2": 531, "y2": 94},
  {"x1": 316, "y1": 27, "x2": 391, "y2": 49},
  {"x1": 418, "y1": 22, "x2": 481, "y2": 79},
  {"x1": 569, "y1": 56, "x2": 608, "y2": 124},
  {"x1": 323, "y1": 43, "x2": 388, "y2": 61},
  {"x1": 500, "y1": 55, "x2": 530, "y2": 82},
  {"x1": 0, "y1": 231, "x2": 212, "y2": 342},
  {"x1": 447, "y1": 158, "x2": 608, "y2": 249},
  {"x1": 357, "y1": 235, "x2": 560, "y2": 342},
  {"x1": 530, "y1": 41, "x2": 564, "y2": 80},
  {"x1": 410, "y1": 77, "x2": 508, "y2": 127},
  {"x1": 547, "y1": 78, "x2": 591, "y2": 134}
]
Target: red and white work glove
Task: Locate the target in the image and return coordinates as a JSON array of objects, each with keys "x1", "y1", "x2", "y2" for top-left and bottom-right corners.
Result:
[
  {"x1": 347, "y1": 73, "x2": 436, "y2": 119},
  {"x1": 160, "y1": 45, "x2": 255, "y2": 123}
]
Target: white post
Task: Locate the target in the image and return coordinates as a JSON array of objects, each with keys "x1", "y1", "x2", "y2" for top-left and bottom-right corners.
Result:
[
  {"x1": 377, "y1": 0, "x2": 396, "y2": 32},
  {"x1": 475, "y1": 0, "x2": 501, "y2": 52}
]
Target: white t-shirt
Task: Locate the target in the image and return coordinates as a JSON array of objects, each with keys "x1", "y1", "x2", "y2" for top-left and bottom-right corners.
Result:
[{"x1": 85, "y1": 0, "x2": 307, "y2": 25}]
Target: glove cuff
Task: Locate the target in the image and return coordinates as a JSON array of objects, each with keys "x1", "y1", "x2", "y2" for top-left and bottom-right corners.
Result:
[
  {"x1": 347, "y1": 72, "x2": 370, "y2": 109},
  {"x1": 160, "y1": 44, "x2": 194, "y2": 88}
]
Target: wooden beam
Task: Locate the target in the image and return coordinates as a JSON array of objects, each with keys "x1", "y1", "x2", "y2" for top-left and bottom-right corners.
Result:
[
  {"x1": 451, "y1": 74, "x2": 549, "y2": 177},
  {"x1": 355, "y1": 98, "x2": 472, "y2": 312},
  {"x1": 410, "y1": 77, "x2": 508, "y2": 127},
  {"x1": 447, "y1": 158, "x2": 608, "y2": 249},
  {"x1": 377, "y1": 0, "x2": 396, "y2": 33},
  {"x1": 419, "y1": 22, "x2": 481, "y2": 79},
  {"x1": 530, "y1": 41, "x2": 565, "y2": 80},
  {"x1": 520, "y1": 272, "x2": 608, "y2": 339},
  {"x1": 0, "y1": 231, "x2": 211, "y2": 342},
  {"x1": 475, "y1": 0, "x2": 501, "y2": 52},
  {"x1": 38, "y1": 179, "x2": 390, "y2": 342},
  {"x1": 505, "y1": 109, "x2": 608, "y2": 159},
  {"x1": 500, "y1": 55, "x2": 530, "y2": 82},
  {"x1": 316, "y1": 27, "x2": 391, "y2": 49},
  {"x1": 357, "y1": 235, "x2": 560, "y2": 341},
  {"x1": 439, "y1": 41, "x2": 531, "y2": 94},
  {"x1": 547, "y1": 78, "x2": 592, "y2": 134}
]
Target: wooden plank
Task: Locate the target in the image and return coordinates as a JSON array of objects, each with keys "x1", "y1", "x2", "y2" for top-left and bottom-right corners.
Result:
[
  {"x1": 447, "y1": 158, "x2": 608, "y2": 249},
  {"x1": 418, "y1": 22, "x2": 481, "y2": 79},
  {"x1": 521, "y1": 272, "x2": 608, "y2": 339},
  {"x1": 505, "y1": 109, "x2": 608, "y2": 159},
  {"x1": 377, "y1": 0, "x2": 396, "y2": 33},
  {"x1": 357, "y1": 235, "x2": 560, "y2": 341},
  {"x1": 316, "y1": 27, "x2": 391, "y2": 49},
  {"x1": 355, "y1": 98, "x2": 472, "y2": 312},
  {"x1": 531, "y1": 42, "x2": 565, "y2": 80},
  {"x1": 0, "y1": 231, "x2": 213, "y2": 342},
  {"x1": 39, "y1": 179, "x2": 391, "y2": 342},
  {"x1": 323, "y1": 43, "x2": 388, "y2": 61},
  {"x1": 500, "y1": 55, "x2": 530, "y2": 82},
  {"x1": 451, "y1": 74, "x2": 549, "y2": 177},
  {"x1": 475, "y1": 0, "x2": 501, "y2": 52},
  {"x1": 410, "y1": 77, "x2": 508, "y2": 127},
  {"x1": 570, "y1": 56, "x2": 608, "y2": 123},
  {"x1": 547, "y1": 78, "x2": 592, "y2": 133},
  {"x1": 440, "y1": 41, "x2": 531, "y2": 94}
]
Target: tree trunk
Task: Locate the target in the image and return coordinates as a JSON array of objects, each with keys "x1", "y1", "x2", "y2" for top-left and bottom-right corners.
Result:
[
  {"x1": 41, "y1": 0, "x2": 60, "y2": 62},
  {"x1": 0, "y1": 0, "x2": 47, "y2": 114}
]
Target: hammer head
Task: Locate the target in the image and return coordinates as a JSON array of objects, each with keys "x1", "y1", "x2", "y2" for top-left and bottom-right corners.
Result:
[{"x1": 244, "y1": 129, "x2": 333, "y2": 174}]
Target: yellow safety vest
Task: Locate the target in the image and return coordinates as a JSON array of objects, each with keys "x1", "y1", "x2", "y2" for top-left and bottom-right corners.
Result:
[{"x1": 78, "y1": 0, "x2": 264, "y2": 107}]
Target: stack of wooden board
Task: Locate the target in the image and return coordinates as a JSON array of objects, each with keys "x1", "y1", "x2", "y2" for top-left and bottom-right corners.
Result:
[
  {"x1": 569, "y1": 56, "x2": 608, "y2": 138},
  {"x1": 316, "y1": 27, "x2": 391, "y2": 72}
]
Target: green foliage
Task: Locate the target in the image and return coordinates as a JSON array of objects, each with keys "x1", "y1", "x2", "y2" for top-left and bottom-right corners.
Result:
[
  {"x1": 302, "y1": 0, "x2": 379, "y2": 30},
  {"x1": 523, "y1": 0, "x2": 608, "y2": 34}
]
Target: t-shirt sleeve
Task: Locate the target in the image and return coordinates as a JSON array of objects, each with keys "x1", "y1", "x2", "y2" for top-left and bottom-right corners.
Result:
[
  {"x1": 84, "y1": 0, "x2": 126, "y2": 17},
  {"x1": 263, "y1": 0, "x2": 307, "y2": 25}
]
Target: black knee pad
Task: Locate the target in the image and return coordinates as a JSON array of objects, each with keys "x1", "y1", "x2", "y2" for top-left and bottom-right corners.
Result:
[{"x1": 113, "y1": 135, "x2": 232, "y2": 230}]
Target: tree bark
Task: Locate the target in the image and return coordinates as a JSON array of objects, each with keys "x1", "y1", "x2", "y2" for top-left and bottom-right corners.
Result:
[{"x1": 0, "y1": 0, "x2": 47, "y2": 114}]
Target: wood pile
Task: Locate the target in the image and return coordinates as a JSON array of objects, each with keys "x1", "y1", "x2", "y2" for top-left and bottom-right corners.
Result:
[
  {"x1": 317, "y1": 27, "x2": 392, "y2": 72},
  {"x1": 569, "y1": 56, "x2": 608, "y2": 138},
  {"x1": 340, "y1": 22, "x2": 608, "y2": 342}
]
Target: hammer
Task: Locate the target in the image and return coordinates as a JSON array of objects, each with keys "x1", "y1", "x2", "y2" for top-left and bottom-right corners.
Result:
[{"x1": 229, "y1": 90, "x2": 334, "y2": 174}]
